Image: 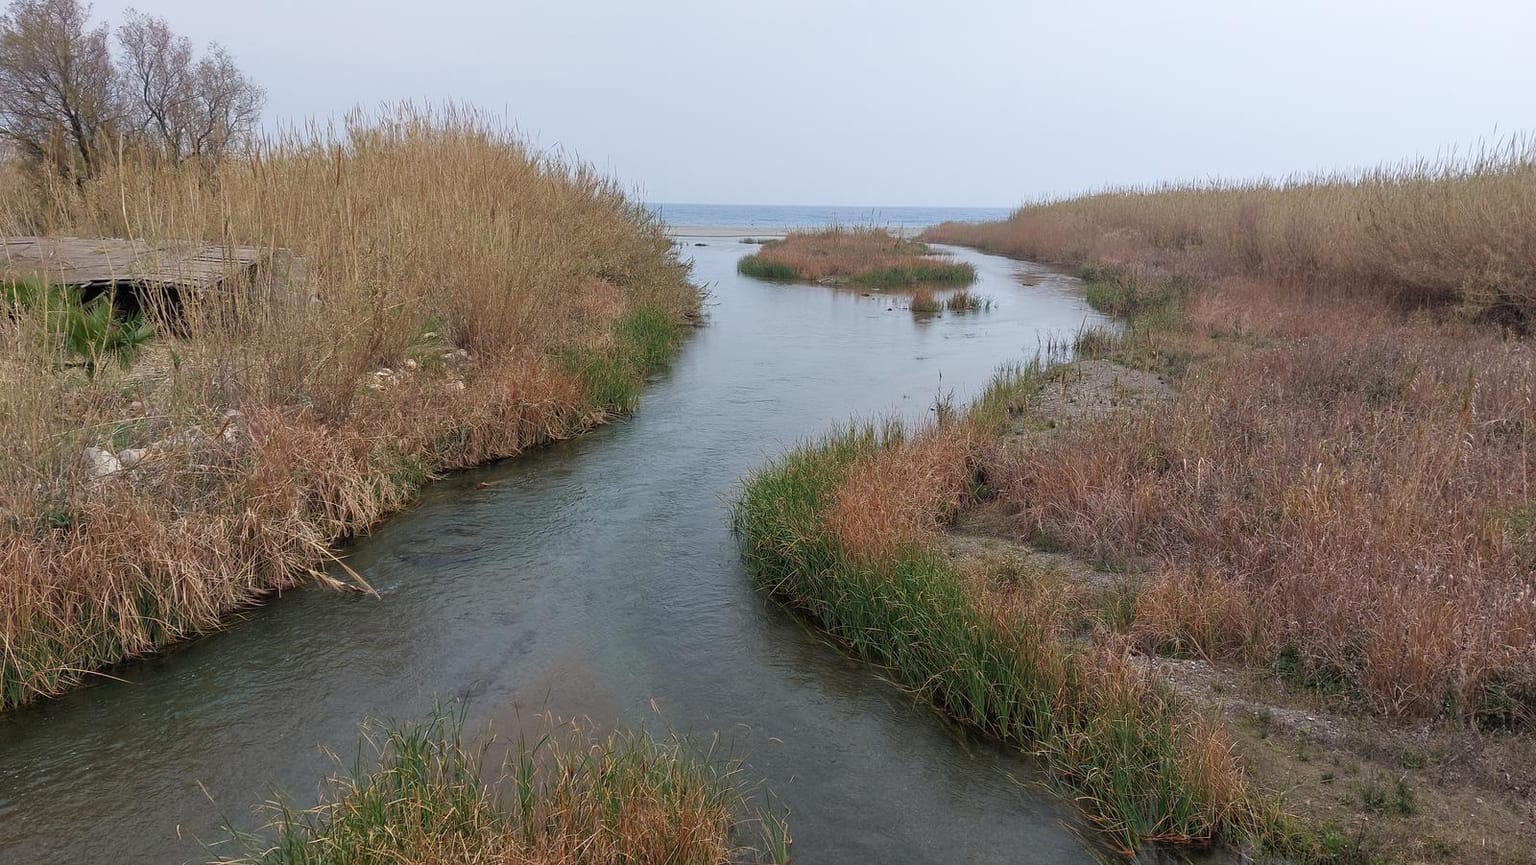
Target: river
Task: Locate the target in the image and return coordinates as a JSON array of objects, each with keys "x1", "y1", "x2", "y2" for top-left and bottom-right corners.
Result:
[{"x1": 0, "y1": 238, "x2": 1114, "y2": 864}]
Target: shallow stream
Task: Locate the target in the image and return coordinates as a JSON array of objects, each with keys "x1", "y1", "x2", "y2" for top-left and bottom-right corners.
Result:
[{"x1": 0, "y1": 240, "x2": 1114, "y2": 864}]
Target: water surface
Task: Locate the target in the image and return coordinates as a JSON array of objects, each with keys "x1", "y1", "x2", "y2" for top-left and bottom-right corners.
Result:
[
  {"x1": 0, "y1": 241, "x2": 1111, "y2": 864},
  {"x1": 650, "y1": 202, "x2": 1012, "y2": 233}
]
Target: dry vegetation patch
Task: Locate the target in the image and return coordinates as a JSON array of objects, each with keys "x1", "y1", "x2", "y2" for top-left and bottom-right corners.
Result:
[
  {"x1": 923, "y1": 149, "x2": 1536, "y2": 861},
  {"x1": 737, "y1": 226, "x2": 976, "y2": 288},
  {"x1": 949, "y1": 350, "x2": 1536, "y2": 863},
  {"x1": 925, "y1": 140, "x2": 1536, "y2": 326},
  {"x1": 0, "y1": 105, "x2": 698, "y2": 709}
]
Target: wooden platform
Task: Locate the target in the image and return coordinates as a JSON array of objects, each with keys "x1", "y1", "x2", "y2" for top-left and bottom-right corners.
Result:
[{"x1": 1, "y1": 236, "x2": 266, "y2": 293}]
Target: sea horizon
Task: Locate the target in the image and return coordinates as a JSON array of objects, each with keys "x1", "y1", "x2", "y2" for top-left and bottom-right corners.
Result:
[{"x1": 648, "y1": 202, "x2": 1014, "y2": 233}]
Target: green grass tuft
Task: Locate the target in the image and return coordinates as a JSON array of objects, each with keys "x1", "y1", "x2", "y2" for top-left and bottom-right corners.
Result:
[
  {"x1": 4, "y1": 277, "x2": 155, "y2": 377},
  {"x1": 944, "y1": 289, "x2": 992, "y2": 312},
  {"x1": 852, "y1": 262, "x2": 976, "y2": 289},
  {"x1": 737, "y1": 256, "x2": 798, "y2": 280},
  {"x1": 562, "y1": 304, "x2": 683, "y2": 414},
  {"x1": 1081, "y1": 268, "x2": 1189, "y2": 328}
]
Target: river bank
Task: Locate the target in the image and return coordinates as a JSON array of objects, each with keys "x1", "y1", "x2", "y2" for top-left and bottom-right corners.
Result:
[
  {"x1": 0, "y1": 107, "x2": 699, "y2": 712},
  {"x1": 727, "y1": 156, "x2": 1536, "y2": 861},
  {"x1": 0, "y1": 240, "x2": 1113, "y2": 864}
]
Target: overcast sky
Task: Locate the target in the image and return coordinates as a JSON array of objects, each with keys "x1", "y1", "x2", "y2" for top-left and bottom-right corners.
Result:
[{"x1": 85, "y1": 0, "x2": 1536, "y2": 206}]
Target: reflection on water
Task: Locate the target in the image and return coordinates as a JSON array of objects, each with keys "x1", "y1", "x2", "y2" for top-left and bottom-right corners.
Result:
[{"x1": 0, "y1": 240, "x2": 1113, "y2": 864}]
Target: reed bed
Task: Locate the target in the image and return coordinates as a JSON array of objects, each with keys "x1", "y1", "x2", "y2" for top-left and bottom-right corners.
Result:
[
  {"x1": 1005, "y1": 288, "x2": 1536, "y2": 722},
  {"x1": 221, "y1": 708, "x2": 790, "y2": 865},
  {"x1": 926, "y1": 146, "x2": 1536, "y2": 725},
  {"x1": 0, "y1": 105, "x2": 697, "y2": 710},
  {"x1": 733, "y1": 411, "x2": 1268, "y2": 855},
  {"x1": 737, "y1": 226, "x2": 975, "y2": 287},
  {"x1": 925, "y1": 139, "x2": 1536, "y2": 324}
]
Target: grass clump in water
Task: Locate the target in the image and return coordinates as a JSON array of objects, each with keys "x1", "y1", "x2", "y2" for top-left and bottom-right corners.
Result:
[
  {"x1": 222, "y1": 707, "x2": 791, "y2": 865},
  {"x1": 736, "y1": 226, "x2": 975, "y2": 288},
  {"x1": 736, "y1": 257, "x2": 797, "y2": 280},
  {"x1": 852, "y1": 262, "x2": 976, "y2": 289},
  {"x1": 909, "y1": 289, "x2": 942, "y2": 314},
  {"x1": 943, "y1": 289, "x2": 992, "y2": 312}
]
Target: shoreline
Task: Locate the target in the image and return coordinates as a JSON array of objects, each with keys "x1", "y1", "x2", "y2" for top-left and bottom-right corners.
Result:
[
  {"x1": 0, "y1": 301, "x2": 694, "y2": 712},
  {"x1": 734, "y1": 227, "x2": 1536, "y2": 862}
]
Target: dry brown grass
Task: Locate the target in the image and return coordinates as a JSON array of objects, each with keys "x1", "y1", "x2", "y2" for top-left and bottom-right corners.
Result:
[
  {"x1": 737, "y1": 226, "x2": 975, "y2": 287},
  {"x1": 926, "y1": 139, "x2": 1536, "y2": 324},
  {"x1": 1006, "y1": 299, "x2": 1536, "y2": 720},
  {"x1": 932, "y1": 148, "x2": 1536, "y2": 723},
  {"x1": 0, "y1": 104, "x2": 697, "y2": 709},
  {"x1": 824, "y1": 423, "x2": 976, "y2": 560}
]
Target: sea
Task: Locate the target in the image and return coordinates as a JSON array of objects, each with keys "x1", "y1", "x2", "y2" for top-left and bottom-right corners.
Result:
[{"x1": 647, "y1": 203, "x2": 1013, "y2": 234}]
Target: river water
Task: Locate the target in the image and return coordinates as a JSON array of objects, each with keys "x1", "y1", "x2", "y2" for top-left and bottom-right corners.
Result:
[{"x1": 0, "y1": 240, "x2": 1113, "y2": 864}]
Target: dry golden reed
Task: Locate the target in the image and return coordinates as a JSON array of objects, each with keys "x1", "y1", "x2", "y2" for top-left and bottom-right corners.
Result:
[
  {"x1": 0, "y1": 104, "x2": 697, "y2": 709},
  {"x1": 927, "y1": 138, "x2": 1536, "y2": 321}
]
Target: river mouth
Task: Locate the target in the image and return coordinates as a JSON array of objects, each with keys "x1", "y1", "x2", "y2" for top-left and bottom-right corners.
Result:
[{"x1": 0, "y1": 239, "x2": 1114, "y2": 864}]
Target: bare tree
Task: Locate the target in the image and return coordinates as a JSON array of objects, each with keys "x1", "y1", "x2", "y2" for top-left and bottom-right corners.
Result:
[
  {"x1": 0, "y1": 0, "x2": 116, "y2": 178},
  {"x1": 115, "y1": 9, "x2": 262, "y2": 167},
  {"x1": 186, "y1": 43, "x2": 262, "y2": 165},
  {"x1": 114, "y1": 8, "x2": 191, "y2": 162}
]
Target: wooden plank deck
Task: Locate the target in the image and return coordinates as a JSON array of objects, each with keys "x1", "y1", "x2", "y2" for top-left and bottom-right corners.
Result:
[{"x1": 0, "y1": 236, "x2": 266, "y2": 293}]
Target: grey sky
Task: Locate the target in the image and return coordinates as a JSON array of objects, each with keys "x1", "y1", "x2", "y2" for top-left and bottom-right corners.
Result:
[{"x1": 86, "y1": 0, "x2": 1536, "y2": 206}]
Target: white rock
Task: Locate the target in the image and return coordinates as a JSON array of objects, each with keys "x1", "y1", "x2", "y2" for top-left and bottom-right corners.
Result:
[
  {"x1": 117, "y1": 447, "x2": 148, "y2": 469},
  {"x1": 219, "y1": 409, "x2": 245, "y2": 442},
  {"x1": 83, "y1": 447, "x2": 121, "y2": 479}
]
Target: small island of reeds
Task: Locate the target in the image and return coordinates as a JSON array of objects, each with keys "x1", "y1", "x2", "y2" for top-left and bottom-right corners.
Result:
[{"x1": 737, "y1": 227, "x2": 976, "y2": 288}]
